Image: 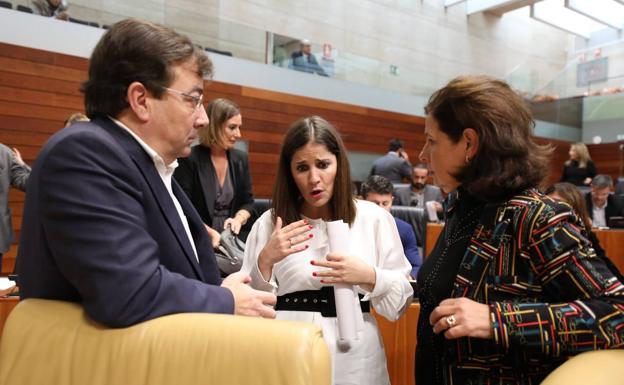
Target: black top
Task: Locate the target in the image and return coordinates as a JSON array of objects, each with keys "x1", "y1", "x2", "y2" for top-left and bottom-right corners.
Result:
[
  {"x1": 560, "y1": 159, "x2": 596, "y2": 186},
  {"x1": 174, "y1": 145, "x2": 255, "y2": 240},
  {"x1": 416, "y1": 188, "x2": 484, "y2": 385}
]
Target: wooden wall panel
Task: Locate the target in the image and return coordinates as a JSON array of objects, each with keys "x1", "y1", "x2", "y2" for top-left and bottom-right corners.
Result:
[{"x1": 0, "y1": 42, "x2": 592, "y2": 274}]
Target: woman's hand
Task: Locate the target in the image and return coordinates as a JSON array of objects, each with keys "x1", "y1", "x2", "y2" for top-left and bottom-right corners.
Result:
[
  {"x1": 429, "y1": 297, "x2": 493, "y2": 340},
  {"x1": 224, "y1": 210, "x2": 251, "y2": 234},
  {"x1": 258, "y1": 217, "x2": 312, "y2": 280},
  {"x1": 224, "y1": 217, "x2": 244, "y2": 234},
  {"x1": 584, "y1": 177, "x2": 592, "y2": 185},
  {"x1": 204, "y1": 224, "x2": 221, "y2": 249},
  {"x1": 311, "y1": 253, "x2": 376, "y2": 292}
]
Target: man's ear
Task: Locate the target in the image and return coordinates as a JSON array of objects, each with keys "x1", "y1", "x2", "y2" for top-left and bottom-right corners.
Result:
[
  {"x1": 463, "y1": 128, "x2": 479, "y2": 159},
  {"x1": 126, "y1": 82, "x2": 149, "y2": 122}
]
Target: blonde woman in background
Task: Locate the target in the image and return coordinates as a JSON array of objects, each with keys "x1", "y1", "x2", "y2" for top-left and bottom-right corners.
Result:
[
  {"x1": 175, "y1": 98, "x2": 254, "y2": 247},
  {"x1": 560, "y1": 142, "x2": 596, "y2": 186}
]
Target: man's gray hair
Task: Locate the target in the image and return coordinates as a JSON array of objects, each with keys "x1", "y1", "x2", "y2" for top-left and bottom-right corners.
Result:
[{"x1": 591, "y1": 174, "x2": 613, "y2": 189}]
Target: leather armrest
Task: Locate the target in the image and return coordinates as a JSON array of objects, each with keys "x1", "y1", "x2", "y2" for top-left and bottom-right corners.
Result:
[{"x1": 0, "y1": 299, "x2": 330, "y2": 385}]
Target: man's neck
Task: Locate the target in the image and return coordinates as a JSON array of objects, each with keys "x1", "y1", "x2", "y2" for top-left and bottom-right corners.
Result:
[{"x1": 411, "y1": 186, "x2": 424, "y2": 194}]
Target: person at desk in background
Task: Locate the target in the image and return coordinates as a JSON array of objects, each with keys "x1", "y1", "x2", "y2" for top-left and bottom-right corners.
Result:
[
  {"x1": 289, "y1": 39, "x2": 328, "y2": 77},
  {"x1": 16, "y1": 19, "x2": 275, "y2": 328},
  {"x1": 242, "y1": 116, "x2": 412, "y2": 385},
  {"x1": 175, "y1": 98, "x2": 254, "y2": 245},
  {"x1": 0, "y1": 144, "x2": 30, "y2": 270},
  {"x1": 361, "y1": 175, "x2": 421, "y2": 279},
  {"x1": 416, "y1": 75, "x2": 624, "y2": 385},
  {"x1": 394, "y1": 163, "x2": 443, "y2": 221},
  {"x1": 560, "y1": 142, "x2": 596, "y2": 187},
  {"x1": 585, "y1": 174, "x2": 624, "y2": 228},
  {"x1": 32, "y1": 0, "x2": 69, "y2": 20},
  {"x1": 370, "y1": 138, "x2": 412, "y2": 184}
]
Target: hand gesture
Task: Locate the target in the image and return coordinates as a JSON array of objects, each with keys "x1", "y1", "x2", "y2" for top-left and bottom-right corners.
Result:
[
  {"x1": 11, "y1": 147, "x2": 25, "y2": 165},
  {"x1": 205, "y1": 224, "x2": 221, "y2": 249},
  {"x1": 258, "y1": 217, "x2": 312, "y2": 279},
  {"x1": 221, "y1": 272, "x2": 277, "y2": 318},
  {"x1": 429, "y1": 297, "x2": 493, "y2": 340},
  {"x1": 224, "y1": 216, "x2": 244, "y2": 235},
  {"x1": 311, "y1": 253, "x2": 376, "y2": 291}
]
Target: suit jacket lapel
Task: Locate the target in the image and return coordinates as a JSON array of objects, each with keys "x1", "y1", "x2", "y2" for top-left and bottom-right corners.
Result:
[{"x1": 97, "y1": 117, "x2": 205, "y2": 280}]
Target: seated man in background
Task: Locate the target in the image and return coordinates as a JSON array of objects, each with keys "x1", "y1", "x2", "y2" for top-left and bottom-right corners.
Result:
[
  {"x1": 370, "y1": 138, "x2": 412, "y2": 184},
  {"x1": 395, "y1": 163, "x2": 443, "y2": 218},
  {"x1": 361, "y1": 175, "x2": 421, "y2": 279},
  {"x1": 586, "y1": 174, "x2": 624, "y2": 227},
  {"x1": 289, "y1": 39, "x2": 328, "y2": 77},
  {"x1": 0, "y1": 144, "x2": 30, "y2": 270},
  {"x1": 32, "y1": 0, "x2": 69, "y2": 20},
  {"x1": 17, "y1": 19, "x2": 275, "y2": 328}
]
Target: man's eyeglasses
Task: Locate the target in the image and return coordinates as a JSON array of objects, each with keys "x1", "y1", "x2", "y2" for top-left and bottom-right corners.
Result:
[{"x1": 160, "y1": 87, "x2": 204, "y2": 110}]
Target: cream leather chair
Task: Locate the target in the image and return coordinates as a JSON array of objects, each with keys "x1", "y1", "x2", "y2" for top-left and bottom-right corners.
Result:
[
  {"x1": 540, "y1": 349, "x2": 624, "y2": 385},
  {"x1": 0, "y1": 299, "x2": 331, "y2": 385}
]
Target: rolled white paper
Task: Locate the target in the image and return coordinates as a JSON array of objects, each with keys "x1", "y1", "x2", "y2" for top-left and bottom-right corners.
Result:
[
  {"x1": 426, "y1": 200, "x2": 439, "y2": 222},
  {"x1": 326, "y1": 220, "x2": 362, "y2": 342}
]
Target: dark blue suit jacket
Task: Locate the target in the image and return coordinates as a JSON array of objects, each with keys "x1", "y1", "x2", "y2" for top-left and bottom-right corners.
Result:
[
  {"x1": 394, "y1": 217, "x2": 421, "y2": 279},
  {"x1": 17, "y1": 117, "x2": 234, "y2": 327}
]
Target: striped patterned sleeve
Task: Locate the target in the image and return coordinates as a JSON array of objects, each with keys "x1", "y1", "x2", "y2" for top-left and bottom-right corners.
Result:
[{"x1": 490, "y1": 201, "x2": 624, "y2": 355}]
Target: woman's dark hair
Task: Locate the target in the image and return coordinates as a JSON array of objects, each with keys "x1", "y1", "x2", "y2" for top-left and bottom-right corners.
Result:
[
  {"x1": 201, "y1": 98, "x2": 241, "y2": 148},
  {"x1": 425, "y1": 75, "x2": 552, "y2": 202},
  {"x1": 82, "y1": 18, "x2": 213, "y2": 119},
  {"x1": 545, "y1": 182, "x2": 592, "y2": 231},
  {"x1": 272, "y1": 116, "x2": 356, "y2": 226}
]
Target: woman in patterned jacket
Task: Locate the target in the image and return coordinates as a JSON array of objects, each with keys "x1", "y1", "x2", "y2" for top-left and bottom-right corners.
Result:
[{"x1": 415, "y1": 75, "x2": 624, "y2": 385}]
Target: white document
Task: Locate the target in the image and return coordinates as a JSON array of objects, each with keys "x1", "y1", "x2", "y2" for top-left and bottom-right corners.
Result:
[{"x1": 326, "y1": 220, "x2": 363, "y2": 342}]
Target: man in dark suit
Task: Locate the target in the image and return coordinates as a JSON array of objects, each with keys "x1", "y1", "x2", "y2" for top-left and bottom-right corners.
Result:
[
  {"x1": 361, "y1": 175, "x2": 421, "y2": 279},
  {"x1": 395, "y1": 163, "x2": 443, "y2": 219},
  {"x1": 0, "y1": 144, "x2": 30, "y2": 268},
  {"x1": 17, "y1": 19, "x2": 275, "y2": 328},
  {"x1": 370, "y1": 138, "x2": 412, "y2": 184},
  {"x1": 585, "y1": 174, "x2": 624, "y2": 227}
]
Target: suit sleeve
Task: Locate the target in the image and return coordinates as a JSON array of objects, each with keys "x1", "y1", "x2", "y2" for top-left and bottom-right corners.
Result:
[
  {"x1": 10, "y1": 152, "x2": 30, "y2": 192},
  {"x1": 587, "y1": 160, "x2": 597, "y2": 179},
  {"x1": 489, "y1": 204, "x2": 624, "y2": 356},
  {"x1": 38, "y1": 132, "x2": 234, "y2": 327},
  {"x1": 399, "y1": 222, "x2": 421, "y2": 278},
  {"x1": 234, "y1": 151, "x2": 255, "y2": 215}
]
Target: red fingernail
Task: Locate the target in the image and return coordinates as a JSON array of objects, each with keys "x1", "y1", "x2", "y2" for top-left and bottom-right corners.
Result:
[
  {"x1": 320, "y1": 280, "x2": 326, "y2": 284},
  {"x1": 305, "y1": 245, "x2": 309, "y2": 249},
  {"x1": 312, "y1": 272, "x2": 317, "y2": 277},
  {"x1": 309, "y1": 234, "x2": 313, "y2": 238},
  {"x1": 304, "y1": 219, "x2": 309, "y2": 224},
  {"x1": 309, "y1": 225, "x2": 314, "y2": 229},
  {"x1": 310, "y1": 260, "x2": 315, "y2": 265}
]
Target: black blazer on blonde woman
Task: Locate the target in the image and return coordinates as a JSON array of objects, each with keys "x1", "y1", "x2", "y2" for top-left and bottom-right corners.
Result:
[{"x1": 174, "y1": 145, "x2": 255, "y2": 239}]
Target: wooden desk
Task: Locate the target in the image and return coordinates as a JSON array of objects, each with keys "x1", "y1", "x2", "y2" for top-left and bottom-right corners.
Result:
[
  {"x1": 594, "y1": 229, "x2": 624, "y2": 272},
  {"x1": 426, "y1": 224, "x2": 624, "y2": 273},
  {"x1": 374, "y1": 302, "x2": 420, "y2": 385},
  {"x1": 425, "y1": 223, "x2": 444, "y2": 258}
]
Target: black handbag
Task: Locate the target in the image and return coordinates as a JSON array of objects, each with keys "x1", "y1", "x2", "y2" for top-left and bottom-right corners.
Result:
[{"x1": 214, "y1": 228, "x2": 244, "y2": 276}]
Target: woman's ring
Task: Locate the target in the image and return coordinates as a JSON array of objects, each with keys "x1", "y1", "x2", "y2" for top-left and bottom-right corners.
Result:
[{"x1": 445, "y1": 315, "x2": 456, "y2": 328}]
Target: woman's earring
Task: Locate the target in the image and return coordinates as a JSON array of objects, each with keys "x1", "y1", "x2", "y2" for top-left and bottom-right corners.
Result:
[{"x1": 465, "y1": 155, "x2": 471, "y2": 164}]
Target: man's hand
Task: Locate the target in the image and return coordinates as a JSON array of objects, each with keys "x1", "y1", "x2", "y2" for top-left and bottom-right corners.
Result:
[
  {"x1": 12, "y1": 147, "x2": 25, "y2": 165},
  {"x1": 221, "y1": 272, "x2": 277, "y2": 318},
  {"x1": 205, "y1": 224, "x2": 221, "y2": 249}
]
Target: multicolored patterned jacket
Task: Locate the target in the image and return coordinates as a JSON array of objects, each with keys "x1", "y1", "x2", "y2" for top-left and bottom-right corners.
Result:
[{"x1": 444, "y1": 188, "x2": 624, "y2": 384}]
